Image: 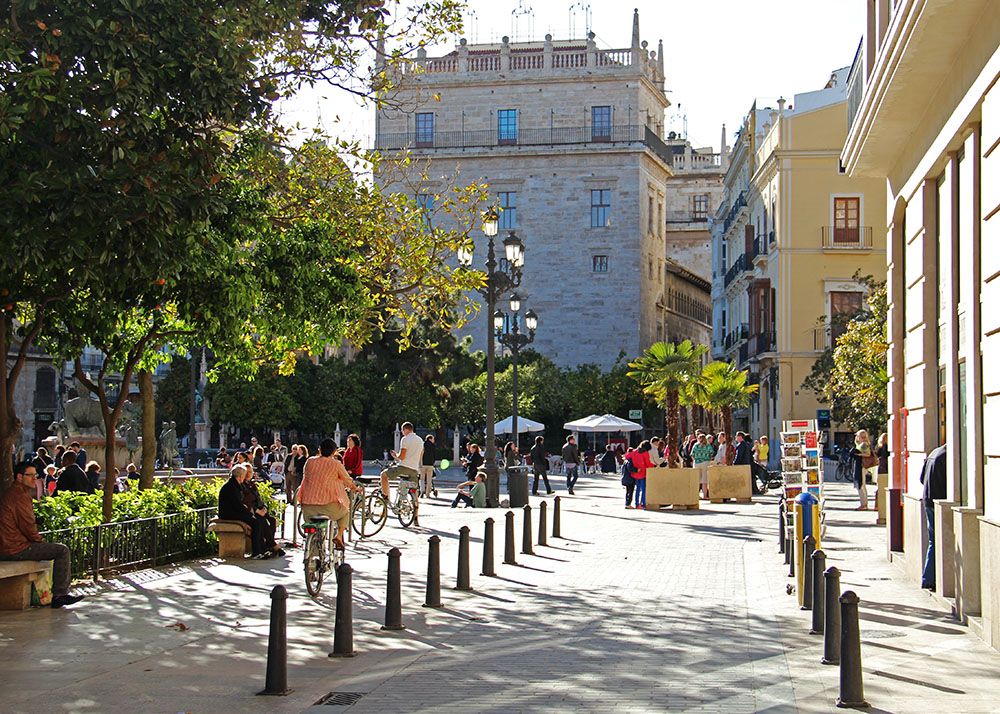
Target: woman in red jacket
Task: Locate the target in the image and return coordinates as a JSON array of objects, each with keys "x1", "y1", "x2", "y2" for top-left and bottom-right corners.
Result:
[
  {"x1": 342, "y1": 434, "x2": 364, "y2": 479},
  {"x1": 626, "y1": 441, "x2": 656, "y2": 510}
]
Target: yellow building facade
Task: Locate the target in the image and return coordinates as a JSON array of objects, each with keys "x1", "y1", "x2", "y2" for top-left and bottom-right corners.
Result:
[
  {"x1": 842, "y1": 0, "x2": 1000, "y2": 649},
  {"x1": 712, "y1": 73, "x2": 887, "y2": 456}
]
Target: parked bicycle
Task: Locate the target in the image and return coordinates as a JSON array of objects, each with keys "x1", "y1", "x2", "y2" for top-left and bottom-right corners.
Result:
[{"x1": 834, "y1": 446, "x2": 853, "y2": 482}]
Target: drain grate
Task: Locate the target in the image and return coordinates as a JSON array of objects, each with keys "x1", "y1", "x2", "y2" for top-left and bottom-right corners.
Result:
[
  {"x1": 315, "y1": 692, "x2": 366, "y2": 706},
  {"x1": 860, "y1": 629, "x2": 905, "y2": 639}
]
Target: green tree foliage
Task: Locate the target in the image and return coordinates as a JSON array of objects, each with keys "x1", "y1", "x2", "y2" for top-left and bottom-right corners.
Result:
[
  {"x1": 628, "y1": 340, "x2": 708, "y2": 467},
  {"x1": 802, "y1": 280, "x2": 888, "y2": 434},
  {"x1": 154, "y1": 357, "x2": 192, "y2": 438},
  {"x1": 687, "y1": 361, "x2": 759, "y2": 464}
]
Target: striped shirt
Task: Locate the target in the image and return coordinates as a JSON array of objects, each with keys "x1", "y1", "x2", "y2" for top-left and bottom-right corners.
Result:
[{"x1": 298, "y1": 456, "x2": 352, "y2": 508}]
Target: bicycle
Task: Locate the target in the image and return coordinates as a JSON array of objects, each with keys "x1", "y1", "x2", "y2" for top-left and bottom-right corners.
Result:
[
  {"x1": 362, "y1": 474, "x2": 418, "y2": 531},
  {"x1": 302, "y1": 514, "x2": 344, "y2": 598},
  {"x1": 295, "y1": 483, "x2": 372, "y2": 539}
]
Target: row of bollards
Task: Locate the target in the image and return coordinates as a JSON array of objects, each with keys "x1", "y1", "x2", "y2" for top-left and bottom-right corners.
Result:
[
  {"x1": 261, "y1": 496, "x2": 565, "y2": 696},
  {"x1": 779, "y1": 502, "x2": 869, "y2": 709}
]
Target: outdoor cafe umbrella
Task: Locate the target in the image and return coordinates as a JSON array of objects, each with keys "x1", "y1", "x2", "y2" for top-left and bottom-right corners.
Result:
[
  {"x1": 563, "y1": 413, "x2": 643, "y2": 448},
  {"x1": 494, "y1": 415, "x2": 545, "y2": 435}
]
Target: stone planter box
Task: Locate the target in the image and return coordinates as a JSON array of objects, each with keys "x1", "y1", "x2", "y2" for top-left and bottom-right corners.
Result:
[
  {"x1": 706, "y1": 465, "x2": 752, "y2": 503},
  {"x1": 645, "y1": 467, "x2": 700, "y2": 510}
]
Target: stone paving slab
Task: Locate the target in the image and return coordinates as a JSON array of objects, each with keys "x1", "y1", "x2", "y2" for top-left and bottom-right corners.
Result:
[{"x1": 0, "y1": 478, "x2": 998, "y2": 713}]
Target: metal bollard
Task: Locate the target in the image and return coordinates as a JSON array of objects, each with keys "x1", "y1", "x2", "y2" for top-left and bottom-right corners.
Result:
[
  {"x1": 810, "y1": 549, "x2": 827, "y2": 634},
  {"x1": 382, "y1": 548, "x2": 404, "y2": 631},
  {"x1": 481, "y1": 518, "x2": 496, "y2": 576},
  {"x1": 783, "y1": 526, "x2": 791, "y2": 565},
  {"x1": 329, "y1": 564, "x2": 356, "y2": 658},
  {"x1": 423, "y1": 535, "x2": 442, "y2": 608},
  {"x1": 504, "y1": 511, "x2": 517, "y2": 565},
  {"x1": 538, "y1": 501, "x2": 548, "y2": 547},
  {"x1": 801, "y1": 535, "x2": 816, "y2": 610},
  {"x1": 836, "y1": 590, "x2": 869, "y2": 708},
  {"x1": 788, "y1": 532, "x2": 796, "y2": 578},
  {"x1": 822, "y1": 566, "x2": 842, "y2": 665},
  {"x1": 778, "y1": 502, "x2": 786, "y2": 553},
  {"x1": 553, "y1": 495, "x2": 562, "y2": 538},
  {"x1": 257, "y1": 585, "x2": 291, "y2": 696},
  {"x1": 456, "y1": 526, "x2": 472, "y2": 591},
  {"x1": 521, "y1": 504, "x2": 534, "y2": 555}
]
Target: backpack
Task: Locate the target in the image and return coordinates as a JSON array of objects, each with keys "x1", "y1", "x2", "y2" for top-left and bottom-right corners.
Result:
[{"x1": 620, "y1": 457, "x2": 636, "y2": 486}]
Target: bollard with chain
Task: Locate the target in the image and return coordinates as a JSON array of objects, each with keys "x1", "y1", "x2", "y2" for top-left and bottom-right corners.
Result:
[
  {"x1": 553, "y1": 495, "x2": 562, "y2": 538},
  {"x1": 538, "y1": 501, "x2": 548, "y2": 547},
  {"x1": 836, "y1": 590, "x2": 869, "y2": 708},
  {"x1": 423, "y1": 535, "x2": 442, "y2": 608},
  {"x1": 382, "y1": 548, "x2": 404, "y2": 631},
  {"x1": 801, "y1": 535, "x2": 816, "y2": 610},
  {"x1": 810, "y1": 549, "x2": 827, "y2": 634},
  {"x1": 481, "y1": 518, "x2": 496, "y2": 576},
  {"x1": 822, "y1": 566, "x2": 842, "y2": 665},
  {"x1": 504, "y1": 511, "x2": 517, "y2": 565},
  {"x1": 456, "y1": 526, "x2": 472, "y2": 591},
  {"x1": 778, "y1": 501, "x2": 786, "y2": 553},
  {"x1": 258, "y1": 585, "x2": 291, "y2": 696},
  {"x1": 522, "y1": 504, "x2": 534, "y2": 555},
  {"x1": 329, "y1": 564, "x2": 356, "y2": 658}
]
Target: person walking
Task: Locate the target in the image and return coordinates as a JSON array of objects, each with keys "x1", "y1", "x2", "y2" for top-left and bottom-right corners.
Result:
[
  {"x1": 920, "y1": 443, "x2": 947, "y2": 589},
  {"x1": 562, "y1": 435, "x2": 580, "y2": 494},
  {"x1": 0, "y1": 462, "x2": 85, "y2": 608},
  {"x1": 462, "y1": 443, "x2": 483, "y2": 482},
  {"x1": 599, "y1": 444, "x2": 618, "y2": 474},
  {"x1": 622, "y1": 446, "x2": 637, "y2": 508},
  {"x1": 850, "y1": 429, "x2": 874, "y2": 510},
  {"x1": 420, "y1": 434, "x2": 437, "y2": 498},
  {"x1": 529, "y1": 436, "x2": 553, "y2": 495},
  {"x1": 691, "y1": 433, "x2": 715, "y2": 500},
  {"x1": 626, "y1": 441, "x2": 656, "y2": 510}
]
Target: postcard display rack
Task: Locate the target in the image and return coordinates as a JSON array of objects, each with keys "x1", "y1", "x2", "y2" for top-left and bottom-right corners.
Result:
[{"x1": 780, "y1": 419, "x2": 825, "y2": 536}]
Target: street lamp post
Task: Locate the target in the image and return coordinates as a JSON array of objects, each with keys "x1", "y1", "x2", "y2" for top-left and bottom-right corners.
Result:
[
  {"x1": 495, "y1": 294, "x2": 538, "y2": 448},
  {"x1": 457, "y1": 211, "x2": 525, "y2": 507}
]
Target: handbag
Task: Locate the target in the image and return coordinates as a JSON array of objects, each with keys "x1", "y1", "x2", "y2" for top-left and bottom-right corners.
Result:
[{"x1": 862, "y1": 453, "x2": 879, "y2": 469}]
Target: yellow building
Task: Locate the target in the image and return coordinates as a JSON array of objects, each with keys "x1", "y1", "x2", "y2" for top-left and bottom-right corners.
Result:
[
  {"x1": 712, "y1": 71, "x2": 887, "y2": 455},
  {"x1": 842, "y1": 0, "x2": 1000, "y2": 649}
]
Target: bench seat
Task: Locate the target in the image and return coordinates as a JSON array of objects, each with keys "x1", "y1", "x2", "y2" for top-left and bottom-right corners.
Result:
[
  {"x1": 208, "y1": 519, "x2": 251, "y2": 558},
  {"x1": 0, "y1": 560, "x2": 51, "y2": 610}
]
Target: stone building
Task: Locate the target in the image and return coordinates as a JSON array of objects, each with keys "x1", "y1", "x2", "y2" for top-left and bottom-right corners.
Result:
[
  {"x1": 375, "y1": 10, "x2": 720, "y2": 368},
  {"x1": 711, "y1": 72, "x2": 887, "y2": 454},
  {"x1": 841, "y1": 0, "x2": 1000, "y2": 649}
]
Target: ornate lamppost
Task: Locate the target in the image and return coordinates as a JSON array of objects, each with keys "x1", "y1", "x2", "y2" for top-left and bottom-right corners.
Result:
[
  {"x1": 495, "y1": 293, "x2": 538, "y2": 448},
  {"x1": 457, "y1": 210, "x2": 525, "y2": 507}
]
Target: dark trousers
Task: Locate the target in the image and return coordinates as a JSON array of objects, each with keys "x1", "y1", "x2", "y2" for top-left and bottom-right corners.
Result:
[
  {"x1": 532, "y1": 469, "x2": 552, "y2": 494},
  {"x1": 1, "y1": 542, "x2": 72, "y2": 597},
  {"x1": 566, "y1": 465, "x2": 579, "y2": 490},
  {"x1": 625, "y1": 482, "x2": 635, "y2": 506},
  {"x1": 248, "y1": 515, "x2": 275, "y2": 555},
  {"x1": 922, "y1": 499, "x2": 936, "y2": 588},
  {"x1": 452, "y1": 493, "x2": 474, "y2": 508}
]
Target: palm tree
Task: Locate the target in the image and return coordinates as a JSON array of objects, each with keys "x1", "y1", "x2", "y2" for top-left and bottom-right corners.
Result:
[
  {"x1": 627, "y1": 340, "x2": 707, "y2": 467},
  {"x1": 688, "y1": 361, "x2": 759, "y2": 465}
]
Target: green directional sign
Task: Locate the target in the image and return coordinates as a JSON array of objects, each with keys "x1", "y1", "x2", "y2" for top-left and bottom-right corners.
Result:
[{"x1": 628, "y1": 409, "x2": 643, "y2": 420}]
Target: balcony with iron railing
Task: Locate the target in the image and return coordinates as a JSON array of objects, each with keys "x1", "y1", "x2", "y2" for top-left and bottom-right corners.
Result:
[
  {"x1": 665, "y1": 210, "x2": 709, "y2": 224},
  {"x1": 723, "y1": 323, "x2": 750, "y2": 351},
  {"x1": 750, "y1": 330, "x2": 777, "y2": 357},
  {"x1": 722, "y1": 191, "x2": 747, "y2": 235},
  {"x1": 375, "y1": 124, "x2": 675, "y2": 166},
  {"x1": 723, "y1": 254, "x2": 746, "y2": 288},
  {"x1": 821, "y1": 226, "x2": 873, "y2": 250}
]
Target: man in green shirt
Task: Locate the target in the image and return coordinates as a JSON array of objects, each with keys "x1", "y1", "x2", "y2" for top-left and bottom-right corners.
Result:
[{"x1": 452, "y1": 472, "x2": 486, "y2": 508}]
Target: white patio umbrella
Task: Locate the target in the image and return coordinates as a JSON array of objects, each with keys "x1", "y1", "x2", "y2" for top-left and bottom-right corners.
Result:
[
  {"x1": 494, "y1": 415, "x2": 545, "y2": 435},
  {"x1": 563, "y1": 414, "x2": 642, "y2": 433}
]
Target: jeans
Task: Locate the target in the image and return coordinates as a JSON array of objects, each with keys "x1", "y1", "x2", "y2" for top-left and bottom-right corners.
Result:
[
  {"x1": 566, "y1": 464, "x2": 579, "y2": 491},
  {"x1": 634, "y1": 478, "x2": 646, "y2": 507},
  {"x1": 1, "y1": 542, "x2": 72, "y2": 597},
  {"x1": 532, "y1": 470, "x2": 552, "y2": 494},
  {"x1": 452, "y1": 493, "x2": 474, "y2": 508},
  {"x1": 922, "y1": 499, "x2": 936, "y2": 588}
]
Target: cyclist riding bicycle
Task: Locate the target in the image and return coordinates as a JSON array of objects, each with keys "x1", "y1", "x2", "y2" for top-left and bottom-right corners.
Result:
[
  {"x1": 380, "y1": 421, "x2": 423, "y2": 521},
  {"x1": 299, "y1": 438, "x2": 362, "y2": 551}
]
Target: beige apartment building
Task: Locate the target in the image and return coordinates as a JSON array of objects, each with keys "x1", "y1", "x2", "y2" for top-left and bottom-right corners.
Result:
[
  {"x1": 841, "y1": 0, "x2": 1000, "y2": 649},
  {"x1": 712, "y1": 73, "x2": 887, "y2": 457},
  {"x1": 374, "y1": 10, "x2": 721, "y2": 368}
]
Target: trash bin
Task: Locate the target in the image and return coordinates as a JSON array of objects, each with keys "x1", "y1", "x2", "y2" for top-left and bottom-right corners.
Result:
[{"x1": 507, "y1": 466, "x2": 529, "y2": 508}]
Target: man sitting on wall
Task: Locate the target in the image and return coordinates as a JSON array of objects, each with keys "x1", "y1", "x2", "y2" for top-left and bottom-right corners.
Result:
[{"x1": 0, "y1": 462, "x2": 85, "y2": 608}]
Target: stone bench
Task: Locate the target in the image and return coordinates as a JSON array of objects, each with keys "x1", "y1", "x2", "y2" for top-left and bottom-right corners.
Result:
[
  {"x1": 0, "y1": 560, "x2": 52, "y2": 610},
  {"x1": 207, "y1": 519, "x2": 251, "y2": 558}
]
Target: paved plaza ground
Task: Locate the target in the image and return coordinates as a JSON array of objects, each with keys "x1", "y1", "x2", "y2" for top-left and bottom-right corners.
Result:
[{"x1": 1, "y1": 475, "x2": 999, "y2": 713}]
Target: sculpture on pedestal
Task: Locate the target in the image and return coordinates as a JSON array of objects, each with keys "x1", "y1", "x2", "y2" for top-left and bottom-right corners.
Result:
[
  {"x1": 63, "y1": 377, "x2": 105, "y2": 436},
  {"x1": 159, "y1": 420, "x2": 178, "y2": 468}
]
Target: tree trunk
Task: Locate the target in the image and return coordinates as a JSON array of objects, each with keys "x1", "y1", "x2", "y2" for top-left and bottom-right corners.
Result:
[
  {"x1": 139, "y1": 369, "x2": 157, "y2": 489},
  {"x1": 102, "y1": 417, "x2": 117, "y2": 522},
  {"x1": 666, "y1": 390, "x2": 680, "y2": 468},
  {"x1": 0, "y1": 319, "x2": 21, "y2": 490},
  {"x1": 722, "y1": 407, "x2": 734, "y2": 465}
]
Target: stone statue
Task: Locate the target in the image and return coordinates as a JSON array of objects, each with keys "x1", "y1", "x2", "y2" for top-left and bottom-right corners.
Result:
[
  {"x1": 48, "y1": 419, "x2": 70, "y2": 445},
  {"x1": 159, "y1": 420, "x2": 178, "y2": 467},
  {"x1": 117, "y1": 397, "x2": 142, "y2": 461},
  {"x1": 63, "y1": 377, "x2": 105, "y2": 436}
]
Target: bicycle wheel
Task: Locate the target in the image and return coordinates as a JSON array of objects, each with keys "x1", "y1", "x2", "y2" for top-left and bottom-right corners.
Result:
[
  {"x1": 303, "y1": 532, "x2": 325, "y2": 597},
  {"x1": 397, "y1": 489, "x2": 416, "y2": 528},
  {"x1": 357, "y1": 492, "x2": 388, "y2": 537}
]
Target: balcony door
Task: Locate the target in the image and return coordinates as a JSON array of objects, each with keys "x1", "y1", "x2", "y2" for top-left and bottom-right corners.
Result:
[{"x1": 833, "y1": 197, "x2": 860, "y2": 244}]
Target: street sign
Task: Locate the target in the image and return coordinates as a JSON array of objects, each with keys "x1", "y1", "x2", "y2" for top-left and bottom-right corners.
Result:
[
  {"x1": 817, "y1": 409, "x2": 831, "y2": 429},
  {"x1": 628, "y1": 409, "x2": 643, "y2": 420}
]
